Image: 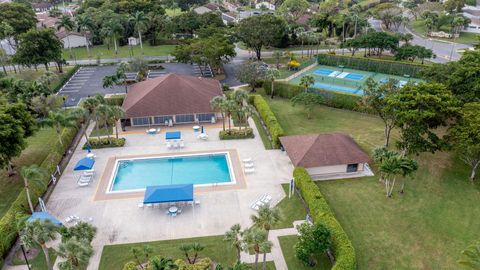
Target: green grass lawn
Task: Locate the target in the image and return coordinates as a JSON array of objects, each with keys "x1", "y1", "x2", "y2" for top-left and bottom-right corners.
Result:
[
  {"x1": 165, "y1": 8, "x2": 183, "y2": 17},
  {"x1": 279, "y1": 235, "x2": 332, "y2": 270},
  {"x1": 12, "y1": 248, "x2": 57, "y2": 270},
  {"x1": 0, "y1": 128, "x2": 58, "y2": 218},
  {"x1": 266, "y1": 97, "x2": 480, "y2": 269},
  {"x1": 410, "y1": 20, "x2": 480, "y2": 45},
  {"x1": 251, "y1": 113, "x2": 273, "y2": 149},
  {"x1": 272, "y1": 184, "x2": 307, "y2": 230},
  {"x1": 6, "y1": 66, "x2": 75, "y2": 86},
  {"x1": 99, "y1": 235, "x2": 237, "y2": 270},
  {"x1": 63, "y1": 44, "x2": 176, "y2": 60}
]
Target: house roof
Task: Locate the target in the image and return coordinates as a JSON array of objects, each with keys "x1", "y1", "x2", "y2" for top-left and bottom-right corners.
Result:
[
  {"x1": 279, "y1": 133, "x2": 370, "y2": 167},
  {"x1": 32, "y1": 2, "x2": 52, "y2": 9},
  {"x1": 122, "y1": 74, "x2": 223, "y2": 118}
]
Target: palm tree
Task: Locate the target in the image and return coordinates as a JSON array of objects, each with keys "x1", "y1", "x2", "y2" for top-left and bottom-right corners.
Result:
[
  {"x1": 129, "y1": 11, "x2": 150, "y2": 54},
  {"x1": 191, "y1": 242, "x2": 205, "y2": 264},
  {"x1": 42, "y1": 110, "x2": 77, "y2": 146},
  {"x1": 272, "y1": 51, "x2": 283, "y2": 70},
  {"x1": 265, "y1": 68, "x2": 280, "y2": 99},
  {"x1": 56, "y1": 15, "x2": 76, "y2": 58},
  {"x1": 108, "y1": 105, "x2": 125, "y2": 139},
  {"x1": 224, "y1": 99, "x2": 236, "y2": 131},
  {"x1": 116, "y1": 62, "x2": 129, "y2": 93},
  {"x1": 57, "y1": 238, "x2": 94, "y2": 270},
  {"x1": 379, "y1": 156, "x2": 403, "y2": 197},
  {"x1": 211, "y1": 96, "x2": 228, "y2": 131},
  {"x1": 179, "y1": 243, "x2": 193, "y2": 264},
  {"x1": 243, "y1": 227, "x2": 267, "y2": 270},
  {"x1": 38, "y1": 71, "x2": 57, "y2": 86},
  {"x1": 82, "y1": 95, "x2": 105, "y2": 141},
  {"x1": 75, "y1": 14, "x2": 94, "y2": 58},
  {"x1": 259, "y1": 239, "x2": 273, "y2": 270},
  {"x1": 95, "y1": 104, "x2": 113, "y2": 142},
  {"x1": 100, "y1": 26, "x2": 113, "y2": 51},
  {"x1": 251, "y1": 203, "x2": 281, "y2": 237},
  {"x1": 102, "y1": 75, "x2": 118, "y2": 89},
  {"x1": 21, "y1": 220, "x2": 59, "y2": 270},
  {"x1": 458, "y1": 242, "x2": 480, "y2": 270},
  {"x1": 21, "y1": 165, "x2": 47, "y2": 213},
  {"x1": 104, "y1": 19, "x2": 124, "y2": 56},
  {"x1": 224, "y1": 224, "x2": 243, "y2": 262},
  {"x1": 300, "y1": 75, "x2": 315, "y2": 93},
  {"x1": 69, "y1": 107, "x2": 91, "y2": 145},
  {"x1": 294, "y1": 27, "x2": 306, "y2": 58},
  {"x1": 149, "y1": 256, "x2": 177, "y2": 270}
]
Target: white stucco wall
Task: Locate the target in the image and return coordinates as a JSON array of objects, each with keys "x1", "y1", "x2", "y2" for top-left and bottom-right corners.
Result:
[
  {"x1": 306, "y1": 163, "x2": 364, "y2": 175},
  {"x1": 62, "y1": 35, "x2": 88, "y2": 48}
]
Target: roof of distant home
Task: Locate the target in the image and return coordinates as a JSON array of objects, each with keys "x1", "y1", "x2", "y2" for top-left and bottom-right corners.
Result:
[
  {"x1": 279, "y1": 133, "x2": 370, "y2": 167},
  {"x1": 122, "y1": 74, "x2": 223, "y2": 118}
]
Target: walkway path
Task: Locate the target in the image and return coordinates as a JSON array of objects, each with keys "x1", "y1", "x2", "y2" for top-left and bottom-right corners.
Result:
[{"x1": 240, "y1": 221, "x2": 304, "y2": 270}]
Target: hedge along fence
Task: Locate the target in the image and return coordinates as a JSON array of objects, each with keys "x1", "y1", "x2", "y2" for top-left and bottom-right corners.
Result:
[
  {"x1": 263, "y1": 81, "x2": 375, "y2": 114},
  {"x1": 317, "y1": 54, "x2": 426, "y2": 77},
  {"x1": 251, "y1": 95, "x2": 284, "y2": 148},
  {"x1": 51, "y1": 65, "x2": 80, "y2": 93},
  {"x1": 105, "y1": 94, "x2": 126, "y2": 106},
  {"x1": 293, "y1": 167, "x2": 356, "y2": 270},
  {"x1": 0, "y1": 127, "x2": 78, "y2": 267}
]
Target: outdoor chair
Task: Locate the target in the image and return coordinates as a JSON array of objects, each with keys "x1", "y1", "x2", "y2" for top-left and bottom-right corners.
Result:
[
  {"x1": 244, "y1": 167, "x2": 255, "y2": 174},
  {"x1": 244, "y1": 163, "x2": 254, "y2": 168}
]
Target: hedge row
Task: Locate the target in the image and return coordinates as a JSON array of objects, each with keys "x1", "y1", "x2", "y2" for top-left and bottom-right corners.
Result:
[
  {"x1": 317, "y1": 54, "x2": 425, "y2": 77},
  {"x1": 0, "y1": 127, "x2": 78, "y2": 267},
  {"x1": 293, "y1": 167, "x2": 356, "y2": 270},
  {"x1": 52, "y1": 65, "x2": 80, "y2": 93},
  {"x1": 219, "y1": 128, "x2": 254, "y2": 140},
  {"x1": 83, "y1": 137, "x2": 126, "y2": 149},
  {"x1": 105, "y1": 95, "x2": 126, "y2": 106},
  {"x1": 251, "y1": 95, "x2": 284, "y2": 148},
  {"x1": 263, "y1": 81, "x2": 374, "y2": 114}
]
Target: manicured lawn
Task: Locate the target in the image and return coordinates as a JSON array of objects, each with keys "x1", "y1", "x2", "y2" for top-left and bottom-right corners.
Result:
[
  {"x1": 267, "y1": 97, "x2": 480, "y2": 269},
  {"x1": 248, "y1": 261, "x2": 276, "y2": 270},
  {"x1": 0, "y1": 128, "x2": 58, "y2": 218},
  {"x1": 165, "y1": 8, "x2": 183, "y2": 17},
  {"x1": 279, "y1": 235, "x2": 332, "y2": 270},
  {"x1": 410, "y1": 20, "x2": 480, "y2": 45},
  {"x1": 98, "y1": 235, "x2": 237, "y2": 270},
  {"x1": 272, "y1": 184, "x2": 307, "y2": 230},
  {"x1": 63, "y1": 44, "x2": 177, "y2": 60},
  {"x1": 12, "y1": 248, "x2": 57, "y2": 270}
]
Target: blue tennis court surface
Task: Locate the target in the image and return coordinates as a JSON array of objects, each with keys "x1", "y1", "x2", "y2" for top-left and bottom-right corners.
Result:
[
  {"x1": 314, "y1": 69, "x2": 334, "y2": 76},
  {"x1": 345, "y1": 73, "x2": 364, "y2": 81},
  {"x1": 313, "y1": 83, "x2": 364, "y2": 95}
]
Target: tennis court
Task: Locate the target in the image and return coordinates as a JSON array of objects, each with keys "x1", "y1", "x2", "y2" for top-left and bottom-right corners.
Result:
[{"x1": 289, "y1": 64, "x2": 423, "y2": 96}]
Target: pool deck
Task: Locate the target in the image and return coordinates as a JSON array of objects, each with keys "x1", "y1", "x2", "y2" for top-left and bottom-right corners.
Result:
[{"x1": 45, "y1": 119, "x2": 293, "y2": 270}]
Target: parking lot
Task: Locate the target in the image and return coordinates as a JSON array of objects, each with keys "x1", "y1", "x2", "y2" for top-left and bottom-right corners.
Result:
[{"x1": 58, "y1": 63, "x2": 198, "y2": 107}]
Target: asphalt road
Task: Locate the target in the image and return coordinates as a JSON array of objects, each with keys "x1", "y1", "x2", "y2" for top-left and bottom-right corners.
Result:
[{"x1": 368, "y1": 18, "x2": 472, "y2": 63}]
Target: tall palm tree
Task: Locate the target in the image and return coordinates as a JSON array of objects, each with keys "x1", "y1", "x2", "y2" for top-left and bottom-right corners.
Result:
[
  {"x1": 21, "y1": 220, "x2": 59, "y2": 270},
  {"x1": 57, "y1": 238, "x2": 94, "y2": 270},
  {"x1": 224, "y1": 99, "x2": 236, "y2": 131},
  {"x1": 81, "y1": 95, "x2": 105, "y2": 141},
  {"x1": 259, "y1": 239, "x2": 273, "y2": 270},
  {"x1": 458, "y1": 242, "x2": 480, "y2": 270},
  {"x1": 243, "y1": 227, "x2": 267, "y2": 270},
  {"x1": 379, "y1": 156, "x2": 403, "y2": 197},
  {"x1": 294, "y1": 27, "x2": 306, "y2": 58},
  {"x1": 224, "y1": 224, "x2": 243, "y2": 262},
  {"x1": 75, "y1": 14, "x2": 94, "y2": 58},
  {"x1": 95, "y1": 104, "x2": 112, "y2": 142},
  {"x1": 104, "y1": 19, "x2": 124, "y2": 56},
  {"x1": 210, "y1": 96, "x2": 228, "y2": 131},
  {"x1": 56, "y1": 15, "x2": 76, "y2": 58},
  {"x1": 265, "y1": 68, "x2": 280, "y2": 99},
  {"x1": 42, "y1": 110, "x2": 78, "y2": 146},
  {"x1": 299, "y1": 75, "x2": 315, "y2": 93},
  {"x1": 69, "y1": 107, "x2": 91, "y2": 145},
  {"x1": 21, "y1": 164, "x2": 47, "y2": 213},
  {"x1": 250, "y1": 203, "x2": 280, "y2": 237},
  {"x1": 100, "y1": 26, "x2": 113, "y2": 51},
  {"x1": 129, "y1": 11, "x2": 150, "y2": 54},
  {"x1": 191, "y1": 242, "x2": 205, "y2": 264},
  {"x1": 108, "y1": 105, "x2": 125, "y2": 139}
]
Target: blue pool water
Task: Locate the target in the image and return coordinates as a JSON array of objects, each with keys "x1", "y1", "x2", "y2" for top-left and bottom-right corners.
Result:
[
  {"x1": 313, "y1": 69, "x2": 334, "y2": 76},
  {"x1": 313, "y1": 83, "x2": 364, "y2": 95},
  {"x1": 111, "y1": 154, "x2": 232, "y2": 192},
  {"x1": 345, "y1": 73, "x2": 364, "y2": 81}
]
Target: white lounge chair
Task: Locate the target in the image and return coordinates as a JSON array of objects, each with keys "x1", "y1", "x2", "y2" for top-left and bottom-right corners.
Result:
[
  {"x1": 179, "y1": 140, "x2": 185, "y2": 148},
  {"x1": 79, "y1": 174, "x2": 93, "y2": 183},
  {"x1": 242, "y1": 158, "x2": 253, "y2": 163},
  {"x1": 244, "y1": 163, "x2": 254, "y2": 168},
  {"x1": 166, "y1": 141, "x2": 172, "y2": 149},
  {"x1": 138, "y1": 203, "x2": 144, "y2": 209},
  {"x1": 244, "y1": 167, "x2": 255, "y2": 174},
  {"x1": 195, "y1": 200, "x2": 201, "y2": 205},
  {"x1": 173, "y1": 140, "x2": 179, "y2": 148},
  {"x1": 261, "y1": 195, "x2": 272, "y2": 204}
]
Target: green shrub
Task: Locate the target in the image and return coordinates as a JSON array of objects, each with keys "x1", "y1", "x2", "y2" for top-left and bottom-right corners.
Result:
[
  {"x1": 317, "y1": 54, "x2": 426, "y2": 77},
  {"x1": 219, "y1": 128, "x2": 254, "y2": 140},
  {"x1": 83, "y1": 138, "x2": 126, "y2": 149},
  {"x1": 263, "y1": 82, "x2": 374, "y2": 114},
  {"x1": 294, "y1": 167, "x2": 356, "y2": 270},
  {"x1": 0, "y1": 127, "x2": 78, "y2": 267},
  {"x1": 251, "y1": 95, "x2": 284, "y2": 148},
  {"x1": 105, "y1": 95, "x2": 126, "y2": 106},
  {"x1": 51, "y1": 65, "x2": 80, "y2": 93}
]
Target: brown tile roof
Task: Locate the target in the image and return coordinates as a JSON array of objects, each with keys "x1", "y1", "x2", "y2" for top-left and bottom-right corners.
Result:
[
  {"x1": 123, "y1": 74, "x2": 223, "y2": 118},
  {"x1": 279, "y1": 133, "x2": 370, "y2": 167}
]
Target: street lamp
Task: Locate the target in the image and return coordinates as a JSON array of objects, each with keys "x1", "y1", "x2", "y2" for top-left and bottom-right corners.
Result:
[{"x1": 20, "y1": 244, "x2": 32, "y2": 270}]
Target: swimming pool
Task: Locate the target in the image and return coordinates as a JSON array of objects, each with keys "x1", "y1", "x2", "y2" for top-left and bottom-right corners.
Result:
[{"x1": 109, "y1": 153, "x2": 234, "y2": 192}]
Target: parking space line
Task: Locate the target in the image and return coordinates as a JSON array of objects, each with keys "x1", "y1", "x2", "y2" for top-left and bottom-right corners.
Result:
[
  {"x1": 60, "y1": 90, "x2": 80, "y2": 93},
  {"x1": 62, "y1": 86, "x2": 82, "y2": 90}
]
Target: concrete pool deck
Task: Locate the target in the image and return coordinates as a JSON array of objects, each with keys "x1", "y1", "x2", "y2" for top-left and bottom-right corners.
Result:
[{"x1": 45, "y1": 119, "x2": 293, "y2": 270}]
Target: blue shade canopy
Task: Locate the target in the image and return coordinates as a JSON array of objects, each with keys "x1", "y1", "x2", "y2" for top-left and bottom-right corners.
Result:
[
  {"x1": 143, "y1": 184, "x2": 193, "y2": 204},
  {"x1": 27, "y1": 212, "x2": 62, "y2": 226},
  {"x1": 74, "y1": 157, "x2": 95, "y2": 171},
  {"x1": 165, "y1": 131, "x2": 181, "y2": 140}
]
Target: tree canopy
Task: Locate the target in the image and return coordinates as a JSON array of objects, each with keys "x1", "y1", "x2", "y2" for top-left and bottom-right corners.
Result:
[{"x1": 0, "y1": 3, "x2": 37, "y2": 37}]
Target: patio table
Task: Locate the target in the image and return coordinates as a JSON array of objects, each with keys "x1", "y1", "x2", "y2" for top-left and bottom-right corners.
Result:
[
  {"x1": 168, "y1": 206, "x2": 178, "y2": 214},
  {"x1": 147, "y1": 128, "x2": 156, "y2": 134}
]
